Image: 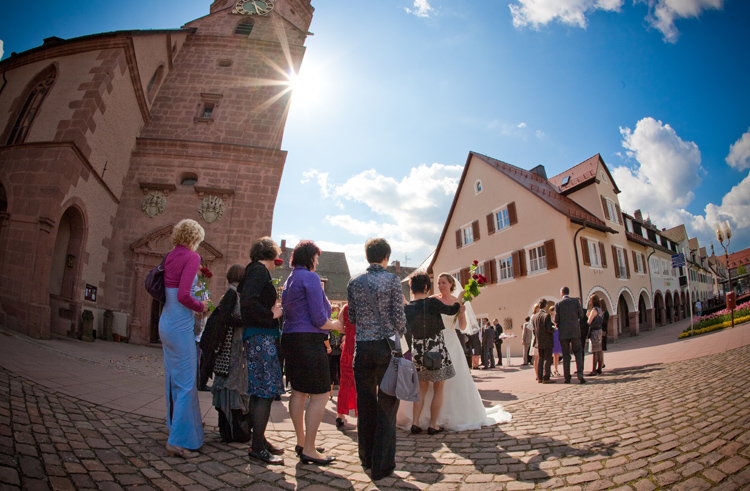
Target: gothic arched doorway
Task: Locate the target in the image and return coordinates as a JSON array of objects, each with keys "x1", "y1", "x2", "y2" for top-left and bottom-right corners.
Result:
[{"x1": 49, "y1": 207, "x2": 86, "y2": 337}]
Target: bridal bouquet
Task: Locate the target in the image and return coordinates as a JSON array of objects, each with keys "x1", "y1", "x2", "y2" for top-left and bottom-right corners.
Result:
[
  {"x1": 454, "y1": 260, "x2": 487, "y2": 326},
  {"x1": 196, "y1": 266, "x2": 215, "y2": 311},
  {"x1": 462, "y1": 260, "x2": 487, "y2": 304}
]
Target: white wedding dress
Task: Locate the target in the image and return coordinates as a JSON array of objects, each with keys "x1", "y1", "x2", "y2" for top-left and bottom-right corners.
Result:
[{"x1": 397, "y1": 302, "x2": 512, "y2": 431}]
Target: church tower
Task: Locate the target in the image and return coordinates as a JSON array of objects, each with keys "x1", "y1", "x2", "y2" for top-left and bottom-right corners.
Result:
[{"x1": 107, "y1": 0, "x2": 315, "y2": 344}]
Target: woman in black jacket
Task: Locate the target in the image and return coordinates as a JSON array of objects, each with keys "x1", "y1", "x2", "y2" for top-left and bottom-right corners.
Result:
[{"x1": 404, "y1": 272, "x2": 463, "y2": 435}]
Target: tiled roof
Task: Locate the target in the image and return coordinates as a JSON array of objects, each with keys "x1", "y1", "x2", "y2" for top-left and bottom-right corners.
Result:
[
  {"x1": 472, "y1": 152, "x2": 615, "y2": 233},
  {"x1": 548, "y1": 154, "x2": 621, "y2": 195},
  {"x1": 274, "y1": 248, "x2": 351, "y2": 302},
  {"x1": 688, "y1": 237, "x2": 699, "y2": 251},
  {"x1": 661, "y1": 224, "x2": 688, "y2": 243}
]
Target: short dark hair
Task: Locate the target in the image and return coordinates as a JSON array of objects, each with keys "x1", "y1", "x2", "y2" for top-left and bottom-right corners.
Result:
[
  {"x1": 525, "y1": 316, "x2": 530, "y2": 322},
  {"x1": 365, "y1": 238, "x2": 391, "y2": 264},
  {"x1": 409, "y1": 271, "x2": 431, "y2": 294},
  {"x1": 250, "y1": 237, "x2": 281, "y2": 262},
  {"x1": 539, "y1": 298, "x2": 548, "y2": 308},
  {"x1": 561, "y1": 286, "x2": 570, "y2": 295},
  {"x1": 291, "y1": 240, "x2": 321, "y2": 270},
  {"x1": 226, "y1": 264, "x2": 245, "y2": 284}
]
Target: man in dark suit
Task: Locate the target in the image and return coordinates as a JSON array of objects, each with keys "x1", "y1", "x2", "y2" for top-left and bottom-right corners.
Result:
[
  {"x1": 555, "y1": 286, "x2": 586, "y2": 384},
  {"x1": 481, "y1": 320, "x2": 495, "y2": 368},
  {"x1": 493, "y1": 318, "x2": 504, "y2": 366},
  {"x1": 531, "y1": 299, "x2": 555, "y2": 383}
]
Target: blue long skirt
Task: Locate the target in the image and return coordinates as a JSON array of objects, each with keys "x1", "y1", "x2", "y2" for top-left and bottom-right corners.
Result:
[{"x1": 159, "y1": 286, "x2": 204, "y2": 449}]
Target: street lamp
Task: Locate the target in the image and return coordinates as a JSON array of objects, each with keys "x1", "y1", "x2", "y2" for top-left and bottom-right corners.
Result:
[{"x1": 715, "y1": 220, "x2": 734, "y2": 328}]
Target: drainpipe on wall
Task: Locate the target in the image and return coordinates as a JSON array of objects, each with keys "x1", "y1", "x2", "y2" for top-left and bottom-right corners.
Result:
[{"x1": 573, "y1": 222, "x2": 587, "y2": 301}]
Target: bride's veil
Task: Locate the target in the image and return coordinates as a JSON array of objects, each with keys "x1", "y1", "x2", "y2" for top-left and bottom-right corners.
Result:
[{"x1": 460, "y1": 300, "x2": 481, "y2": 335}]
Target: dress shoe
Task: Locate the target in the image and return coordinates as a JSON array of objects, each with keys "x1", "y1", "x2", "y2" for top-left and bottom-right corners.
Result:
[
  {"x1": 198, "y1": 385, "x2": 211, "y2": 392},
  {"x1": 427, "y1": 426, "x2": 444, "y2": 435},
  {"x1": 295, "y1": 445, "x2": 324, "y2": 456},
  {"x1": 264, "y1": 440, "x2": 284, "y2": 456},
  {"x1": 248, "y1": 448, "x2": 283, "y2": 465},
  {"x1": 537, "y1": 379, "x2": 542, "y2": 383},
  {"x1": 336, "y1": 417, "x2": 345, "y2": 429},
  {"x1": 410, "y1": 425, "x2": 422, "y2": 434},
  {"x1": 542, "y1": 379, "x2": 556, "y2": 384},
  {"x1": 578, "y1": 377, "x2": 587, "y2": 384},
  {"x1": 587, "y1": 371, "x2": 598, "y2": 376},
  {"x1": 300, "y1": 453, "x2": 336, "y2": 465},
  {"x1": 564, "y1": 378, "x2": 572, "y2": 384},
  {"x1": 165, "y1": 443, "x2": 199, "y2": 458},
  {"x1": 371, "y1": 468, "x2": 395, "y2": 480}
]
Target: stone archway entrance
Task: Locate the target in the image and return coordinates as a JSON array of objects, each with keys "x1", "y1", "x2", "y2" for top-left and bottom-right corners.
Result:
[
  {"x1": 130, "y1": 225, "x2": 223, "y2": 345},
  {"x1": 665, "y1": 292, "x2": 673, "y2": 324},
  {"x1": 48, "y1": 207, "x2": 86, "y2": 337},
  {"x1": 617, "y1": 295, "x2": 629, "y2": 335},
  {"x1": 654, "y1": 292, "x2": 665, "y2": 326}
]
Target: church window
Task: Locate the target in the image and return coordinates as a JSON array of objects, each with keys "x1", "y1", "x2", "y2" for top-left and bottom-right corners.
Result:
[
  {"x1": 7, "y1": 66, "x2": 56, "y2": 145},
  {"x1": 196, "y1": 93, "x2": 223, "y2": 123},
  {"x1": 181, "y1": 173, "x2": 198, "y2": 186},
  {"x1": 201, "y1": 102, "x2": 215, "y2": 119},
  {"x1": 235, "y1": 20, "x2": 254, "y2": 36}
]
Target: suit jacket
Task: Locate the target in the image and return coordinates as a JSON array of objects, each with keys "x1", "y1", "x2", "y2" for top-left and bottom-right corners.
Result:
[
  {"x1": 555, "y1": 296, "x2": 583, "y2": 340},
  {"x1": 494, "y1": 323, "x2": 503, "y2": 344},
  {"x1": 531, "y1": 310, "x2": 554, "y2": 349},
  {"x1": 521, "y1": 321, "x2": 533, "y2": 344},
  {"x1": 482, "y1": 325, "x2": 494, "y2": 347}
]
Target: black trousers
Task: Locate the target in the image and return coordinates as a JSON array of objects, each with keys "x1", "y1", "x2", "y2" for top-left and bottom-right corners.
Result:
[
  {"x1": 537, "y1": 346, "x2": 553, "y2": 380},
  {"x1": 482, "y1": 339, "x2": 495, "y2": 367},
  {"x1": 494, "y1": 341, "x2": 503, "y2": 364},
  {"x1": 353, "y1": 339, "x2": 399, "y2": 480},
  {"x1": 560, "y1": 337, "x2": 584, "y2": 380}
]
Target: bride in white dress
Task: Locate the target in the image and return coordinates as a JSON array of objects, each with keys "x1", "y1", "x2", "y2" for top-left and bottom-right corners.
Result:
[{"x1": 397, "y1": 273, "x2": 512, "y2": 432}]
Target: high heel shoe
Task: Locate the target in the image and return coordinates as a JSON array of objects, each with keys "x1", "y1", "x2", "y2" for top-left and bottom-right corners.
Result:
[
  {"x1": 300, "y1": 453, "x2": 336, "y2": 465},
  {"x1": 336, "y1": 417, "x2": 345, "y2": 429},
  {"x1": 165, "y1": 443, "x2": 199, "y2": 458},
  {"x1": 295, "y1": 445, "x2": 324, "y2": 456},
  {"x1": 427, "y1": 427, "x2": 444, "y2": 435},
  {"x1": 410, "y1": 425, "x2": 422, "y2": 434}
]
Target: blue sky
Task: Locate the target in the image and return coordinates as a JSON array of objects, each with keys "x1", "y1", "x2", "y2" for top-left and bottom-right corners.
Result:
[{"x1": 2, "y1": 0, "x2": 749, "y2": 274}]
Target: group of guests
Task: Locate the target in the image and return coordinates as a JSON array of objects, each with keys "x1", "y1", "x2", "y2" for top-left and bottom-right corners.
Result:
[
  {"x1": 157, "y1": 219, "x2": 511, "y2": 481},
  {"x1": 521, "y1": 287, "x2": 609, "y2": 384},
  {"x1": 157, "y1": 220, "x2": 416, "y2": 480}
]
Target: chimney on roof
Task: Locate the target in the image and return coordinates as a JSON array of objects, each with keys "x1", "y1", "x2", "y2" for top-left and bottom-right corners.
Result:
[
  {"x1": 392, "y1": 260, "x2": 401, "y2": 273},
  {"x1": 529, "y1": 164, "x2": 547, "y2": 179},
  {"x1": 634, "y1": 209, "x2": 643, "y2": 221},
  {"x1": 280, "y1": 239, "x2": 286, "y2": 252}
]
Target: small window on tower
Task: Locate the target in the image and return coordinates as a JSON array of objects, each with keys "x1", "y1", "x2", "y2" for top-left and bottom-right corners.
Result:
[
  {"x1": 235, "y1": 21, "x2": 254, "y2": 36},
  {"x1": 195, "y1": 93, "x2": 222, "y2": 123},
  {"x1": 201, "y1": 102, "x2": 215, "y2": 119},
  {"x1": 217, "y1": 59, "x2": 233, "y2": 67}
]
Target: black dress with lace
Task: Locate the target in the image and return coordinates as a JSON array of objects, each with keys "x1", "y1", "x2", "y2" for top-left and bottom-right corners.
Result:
[{"x1": 404, "y1": 298, "x2": 460, "y2": 382}]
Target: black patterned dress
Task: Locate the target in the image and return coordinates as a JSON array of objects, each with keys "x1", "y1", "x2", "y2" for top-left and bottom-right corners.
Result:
[{"x1": 405, "y1": 298, "x2": 461, "y2": 382}]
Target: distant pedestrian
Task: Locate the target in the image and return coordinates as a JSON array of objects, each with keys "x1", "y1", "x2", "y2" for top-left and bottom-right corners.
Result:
[
  {"x1": 695, "y1": 300, "x2": 702, "y2": 318},
  {"x1": 482, "y1": 320, "x2": 495, "y2": 369},
  {"x1": 336, "y1": 305, "x2": 357, "y2": 429},
  {"x1": 550, "y1": 305, "x2": 562, "y2": 377},
  {"x1": 493, "y1": 318, "x2": 504, "y2": 366},
  {"x1": 521, "y1": 316, "x2": 532, "y2": 365},
  {"x1": 601, "y1": 305, "x2": 609, "y2": 352},
  {"x1": 532, "y1": 299, "x2": 555, "y2": 383},
  {"x1": 586, "y1": 295, "x2": 604, "y2": 376}
]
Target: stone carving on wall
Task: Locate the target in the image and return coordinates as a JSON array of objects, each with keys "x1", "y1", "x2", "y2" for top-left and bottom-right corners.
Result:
[
  {"x1": 141, "y1": 191, "x2": 166, "y2": 218},
  {"x1": 198, "y1": 195, "x2": 225, "y2": 223}
]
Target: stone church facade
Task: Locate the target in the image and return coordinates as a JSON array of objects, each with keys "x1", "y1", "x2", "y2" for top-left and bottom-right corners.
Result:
[{"x1": 0, "y1": 0, "x2": 314, "y2": 344}]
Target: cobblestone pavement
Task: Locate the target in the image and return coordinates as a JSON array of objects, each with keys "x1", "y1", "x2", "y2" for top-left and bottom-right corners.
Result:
[{"x1": 2, "y1": 337, "x2": 750, "y2": 490}]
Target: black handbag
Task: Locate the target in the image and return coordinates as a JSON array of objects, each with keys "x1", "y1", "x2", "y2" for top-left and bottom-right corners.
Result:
[{"x1": 144, "y1": 253, "x2": 169, "y2": 303}]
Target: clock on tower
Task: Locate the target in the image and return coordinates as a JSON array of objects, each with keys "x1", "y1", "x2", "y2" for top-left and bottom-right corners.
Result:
[{"x1": 232, "y1": 0, "x2": 274, "y2": 15}]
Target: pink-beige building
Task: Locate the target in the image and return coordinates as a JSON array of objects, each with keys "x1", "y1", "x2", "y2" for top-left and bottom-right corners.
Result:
[
  {"x1": 428, "y1": 152, "x2": 680, "y2": 356},
  {"x1": 0, "y1": 0, "x2": 314, "y2": 344}
]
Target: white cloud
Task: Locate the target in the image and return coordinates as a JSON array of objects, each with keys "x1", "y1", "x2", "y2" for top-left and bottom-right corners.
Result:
[
  {"x1": 299, "y1": 163, "x2": 463, "y2": 273},
  {"x1": 405, "y1": 0, "x2": 434, "y2": 17},
  {"x1": 517, "y1": 122, "x2": 527, "y2": 129},
  {"x1": 300, "y1": 169, "x2": 332, "y2": 198},
  {"x1": 509, "y1": 0, "x2": 722, "y2": 43},
  {"x1": 638, "y1": 0, "x2": 723, "y2": 43},
  {"x1": 611, "y1": 116, "x2": 749, "y2": 258},
  {"x1": 726, "y1": 128, "x2": 750, "y2": 172},
  {"x1": 0, "y1": 40, "x2": 4, "y2": 60},
  {"x1": 509, "y1": 0, "x2": 624, "y2": 29}
]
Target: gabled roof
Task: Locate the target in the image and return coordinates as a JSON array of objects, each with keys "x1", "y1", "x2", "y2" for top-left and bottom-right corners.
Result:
[
  {"x1": 428, "y1": 151, "x2": 617, "y2": 273},
  {"x1": 274, "y1": 248, "x2": 351, "y2": 302},
  {"x1": 688, "y1": 237, "x2": 700, "y2": 251},
  {"x1": 661, "y1": 224, "x2": 688, "y2": 243},
  {"x1": 548, "y1": 154, "x2": 621, "y2": 195}
]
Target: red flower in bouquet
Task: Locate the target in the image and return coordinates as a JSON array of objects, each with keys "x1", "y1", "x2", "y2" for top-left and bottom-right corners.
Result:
[
  {"x1": 199, "y1": 267, "x2": 213, "y2": 279},
  {"x1": 273, "y1": 258, "x2": 284, "y2": 266},
  {"x1": 197, "y1": 266, "x2": 215, "y2": 311}
]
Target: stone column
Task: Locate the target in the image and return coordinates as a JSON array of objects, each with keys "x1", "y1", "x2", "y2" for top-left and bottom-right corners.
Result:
[
  {"x1": 81, "y1": 310, "x2": 95, "y2": 342},
  {"x1": 628, "y1": 311, "x2": 640, "y2": 336},
  {"x1": 659, "y1": 306, "x2": 667, "y2": 326},
  {"x1": 608, "y1": 314, "x2": 619, "y2": 342},
  {"x1": 645, "y1": 308, "x2": 655, "y2": 331}
]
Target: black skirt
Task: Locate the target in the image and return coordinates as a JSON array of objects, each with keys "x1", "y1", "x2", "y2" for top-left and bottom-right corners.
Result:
[{"x1": 282, "y1": 332, "x2": 331, "y2": 394}]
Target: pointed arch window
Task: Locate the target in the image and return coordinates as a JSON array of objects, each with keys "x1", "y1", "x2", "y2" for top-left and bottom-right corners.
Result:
[{"x1": 7, "y1": 67, "x2": 56, "y2": 145}]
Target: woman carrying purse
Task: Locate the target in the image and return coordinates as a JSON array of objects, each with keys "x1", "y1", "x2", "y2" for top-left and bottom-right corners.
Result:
[{"x1": 403, "y1": 272, "x2": 463, "y2": 435}]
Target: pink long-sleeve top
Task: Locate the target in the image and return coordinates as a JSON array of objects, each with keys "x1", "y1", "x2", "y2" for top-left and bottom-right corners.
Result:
[{"x1": 164, "y1": 245, "x2": 204, "y2": 312}]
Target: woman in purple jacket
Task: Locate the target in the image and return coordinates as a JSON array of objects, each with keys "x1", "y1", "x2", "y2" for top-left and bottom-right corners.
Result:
[{"x1": 281, "y1": 240, "x2": 340, "y2": 465}]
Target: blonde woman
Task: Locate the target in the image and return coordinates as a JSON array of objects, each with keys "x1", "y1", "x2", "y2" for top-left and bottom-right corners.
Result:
[{"x1": 160, "y1": 219, "x2": 210, "y2": 458}]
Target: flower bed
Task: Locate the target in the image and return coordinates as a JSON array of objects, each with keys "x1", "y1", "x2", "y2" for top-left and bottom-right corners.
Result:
[{"x1": 679, "y1": 300, "x2": 750, "y2": 339}]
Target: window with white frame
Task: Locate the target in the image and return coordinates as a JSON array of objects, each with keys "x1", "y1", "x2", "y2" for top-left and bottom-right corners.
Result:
[
  {"x1": 475, "y1": 180, "x2": 483, "y2": 194},
  {"x1": 495, "y1": 207, "x2": 510, "y2": 232},
  {"x1": 588, "y1": 240, "x2": 602, "y2": 267},
  {"x1": 462, "y1": 225, "x2": 474, "y2": 246},
  {"x1": 615, "y1": 247, "x2": 627, "y2": 278},
  {"x1": 498, "y1": 256, "x2": 513, "y2": 281},
  {"x1": 625, "y1": 219, "x2": 633, "y2": 233},
  {"x1": 606, "y1": 199, "x2": 618, "y2": 223},
  {"x1": 662, "y1": 260, "x2": 670, "y2": 276},
  {"x1": 529, "y1": 244, "x2": 547, "y2": 273},
  {"x1": 650, "y1": 257, "x2": 659, "y2": 275},
  {"x1": 476, "y1": 264, "x2": 485, "y2": 277},
  {"x1": 635, "y1": 253, "x2": 645, "y2": 274}
]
